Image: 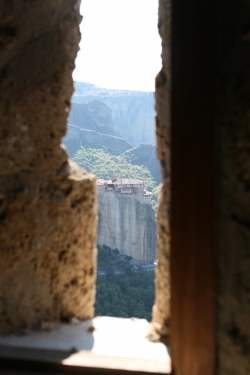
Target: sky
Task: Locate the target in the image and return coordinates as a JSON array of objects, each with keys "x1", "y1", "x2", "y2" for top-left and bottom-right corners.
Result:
[{"x1": 73, "y1": 0, "x2": 162, "y2": 92}]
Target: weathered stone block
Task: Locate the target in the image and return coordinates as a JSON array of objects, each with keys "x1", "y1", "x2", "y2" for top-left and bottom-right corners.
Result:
[
  {"x1": 0, "y1": 161, "x2": 97, "y2": 334},
  {"x1": 153, "y1": 0, "x2": 171, "y2": 335},
  {"x1": 0, "y1": 1, "x2": 97, "y2": 333}
]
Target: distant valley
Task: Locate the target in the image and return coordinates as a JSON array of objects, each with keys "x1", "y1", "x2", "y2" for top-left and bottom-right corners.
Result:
[
  {"x1": 71, "y1": 81, "x2": 156, "y2": 146},
  {"x1": 64, "y1": 82, "x2": 160, "y2": 184},
  {"x1": 63, "y1": 82, "x2": 160, "y2": 266}
]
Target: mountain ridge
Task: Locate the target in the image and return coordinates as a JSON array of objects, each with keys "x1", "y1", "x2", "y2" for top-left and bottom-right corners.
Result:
[{"x1": 71, "y1": 81, "x2": 156, "y2": 146}]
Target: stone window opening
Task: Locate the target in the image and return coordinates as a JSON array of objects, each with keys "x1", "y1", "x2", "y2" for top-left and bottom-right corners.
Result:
[
  {"x1": 1, "y1": 0, "x2": 246, "y2": 374},
  {"x1": 64, "y1": 0, "x2": 167, "y2": 325},
  {"x1": 0, "y1": 0, "x2": 170, "y2": 373}
]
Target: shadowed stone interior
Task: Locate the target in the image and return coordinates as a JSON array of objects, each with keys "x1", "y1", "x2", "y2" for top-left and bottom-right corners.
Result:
[{"x1": 216, "y1": 0, "x2": 250, "y2": 373}]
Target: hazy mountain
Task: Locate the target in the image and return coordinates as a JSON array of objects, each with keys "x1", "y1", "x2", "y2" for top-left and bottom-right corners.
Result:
[{"x1": 72, "y1": 82, "x2": 156, "y2": 146}]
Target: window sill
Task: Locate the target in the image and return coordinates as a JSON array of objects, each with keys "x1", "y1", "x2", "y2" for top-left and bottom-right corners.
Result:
[{"x1": 0, "y1": 317, "x2": 171, "y2": 374}]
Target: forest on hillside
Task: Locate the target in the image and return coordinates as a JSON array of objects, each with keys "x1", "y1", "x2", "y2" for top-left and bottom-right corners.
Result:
[
  {"x1": 64, "y1": 139, "x2": 158, "y2": 321},
  {"x1": 95, "y1": 246, "x2": 155, "y2": 321},
  {"x1": 73, "y1": 145, "x2": 157, "y2": 192},
  {"x1": 64, "y1": 139, "x2": 161, "y2": 211}
]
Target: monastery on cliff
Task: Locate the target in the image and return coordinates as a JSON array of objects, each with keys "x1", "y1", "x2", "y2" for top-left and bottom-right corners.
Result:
[{"x1": 96, "y1": 175, "x2": 152, "y2": 204}]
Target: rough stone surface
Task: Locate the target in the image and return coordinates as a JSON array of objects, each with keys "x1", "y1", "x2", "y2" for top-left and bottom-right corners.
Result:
[
  {"x1": 153, "y1": 0, "x2": 250, "y2": 369},
  {"x1": 0, "y1": 162, "x2": 97, "y2": 334},
  {"x1": 97, "y1": 192, "x2": 156, "y2": 263},
  {"x1": 152, "y1": 0, "x2": 171, "y2": 335},
  {"x1": 216, "y1": 0, "x2": 250, "y2": 373},
  {"x1": 0, "y1": 1, "x2": 97, "y2": 334},
  {"x1": 152, "y1": 180, "x2": 170, "y2": 335}
]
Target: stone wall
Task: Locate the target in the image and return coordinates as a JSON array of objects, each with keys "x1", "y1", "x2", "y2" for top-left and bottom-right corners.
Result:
[
  {"x1": 153, "y1": 0, "x2": 250, "y2": 371},
  {"x1": 0, "y1": 1, "x2": 97, "y2": 334},
  {"x1": 2, "y1": 5, "x2": 250, "y2": 374},
  {"x1": 152, "y1": 0, "x2": 171, "y2": 335},
  {"x1": 217, "y1": 0, "x2": 250, "y2": 373}
]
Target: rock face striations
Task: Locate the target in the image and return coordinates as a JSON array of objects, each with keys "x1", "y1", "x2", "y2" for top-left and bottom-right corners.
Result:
[
  {"x1": 97, "y1": 193, "x2": 156, "y2": 263},
  {"x1": 72, "y1": 82, "x2": 155, "y2": 146},
  {"x1": 64, "y1": 99, "x2": 133, "y2": 155},
  {"x1": 65, "y1": 125, "x2": 132, "y2": 154},
  {"x1": 123, "y1": 144, "x2": 161, "y2": 184},
  {"x1": 97, "y1": 178, "x2": 156, "y2": 263},
  {"x1": 69, "y1": 100, "x2": 121, "y2": 137}
]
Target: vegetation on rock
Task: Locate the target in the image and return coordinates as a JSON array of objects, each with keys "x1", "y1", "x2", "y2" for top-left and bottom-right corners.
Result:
[
  {"x1": 73, "y1": 146, "x2": 157, "y2": 191},
  {"x1": 95, "y1": 245, "x2": 155, "y2": 321},
  {"x1": 151, "y1": 184, "x2": 161, "y2": 213}
]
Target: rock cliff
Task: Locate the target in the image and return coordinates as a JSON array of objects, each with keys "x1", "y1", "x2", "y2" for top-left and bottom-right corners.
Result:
[
  {"x1": 123, "y1": 144, "x2": 161, "y2": 184},
  {"x1": 63, "y1": 124, "x2": 132, "y2": 155},
  {"x1": 97, "y1": 191, "x2": 156, "y2": 263},
  {"x1": 69, "y1": 100, "x2": 121, "y2": 137},
  {"x1": 72, "y1": 82, "x2": 155, "y2": 146}
]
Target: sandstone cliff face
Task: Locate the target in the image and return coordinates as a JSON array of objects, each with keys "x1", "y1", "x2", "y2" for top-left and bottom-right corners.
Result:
[
  {"x1": 123, "y1": 144, "x2": 161, "y2": 184},
  {"x1": 0, "y1": 1, "x2": 97, "y2": 333},
  {"x1": 72, "y1": 82, "x2": 155, "y2": 146},
  {"x1": 97, "y1": 94, "x2": 155, "y2": 146},
  {"x1": 63, "y1": 124, "x2": 132, "y2": 154},
  {"x1": 69, "y1": 100, "x2": 121, "y2": 137},
  {"x1": 97, "y1": 192, "x2": 156, "y2": 263}
]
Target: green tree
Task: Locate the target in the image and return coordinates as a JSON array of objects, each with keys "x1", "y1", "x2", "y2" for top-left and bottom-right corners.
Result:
[
  {"x1": 151, "y1": 184, "x2": 161, "y2": 213},
  {"x1": 95, "y1": 245, "x2": 155, "y2": 321},
  {"x1": 73, "y1": 146, "x2": 157, "y2": 191}
]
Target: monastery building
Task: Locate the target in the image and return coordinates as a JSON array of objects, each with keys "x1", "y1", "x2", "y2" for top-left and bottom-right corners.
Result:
[{"x1": 96, "y1": 175, "x2": 152, "y2": 204}]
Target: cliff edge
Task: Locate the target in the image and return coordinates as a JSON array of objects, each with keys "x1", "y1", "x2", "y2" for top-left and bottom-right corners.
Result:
[{"x1": 97, "y1": 191, "x2": 156, "y2": 263}]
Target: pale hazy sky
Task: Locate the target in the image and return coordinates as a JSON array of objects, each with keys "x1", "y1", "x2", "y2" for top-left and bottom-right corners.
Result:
[{"x1": 73, "y1": 0, "x2": 161, "y2": 92}]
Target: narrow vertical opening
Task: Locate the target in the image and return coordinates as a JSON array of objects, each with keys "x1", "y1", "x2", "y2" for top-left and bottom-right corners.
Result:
[{"x1": 63, "y1": 0, "x2": 163, "y2": 322}]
